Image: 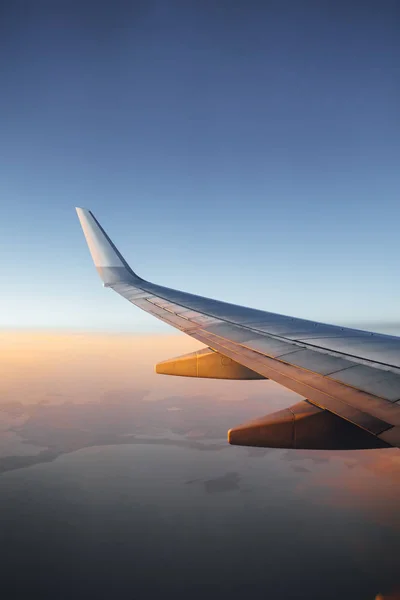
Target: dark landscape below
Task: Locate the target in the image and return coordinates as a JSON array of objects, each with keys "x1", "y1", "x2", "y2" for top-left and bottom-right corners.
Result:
[{"x1": 0, "y1": 333, "x2": 399, "y2": 599}]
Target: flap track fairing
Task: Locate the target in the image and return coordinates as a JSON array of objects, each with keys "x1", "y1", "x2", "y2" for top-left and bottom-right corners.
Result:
[{"x1": 156, "y1": 347, "x2": 266, "y2": 380}]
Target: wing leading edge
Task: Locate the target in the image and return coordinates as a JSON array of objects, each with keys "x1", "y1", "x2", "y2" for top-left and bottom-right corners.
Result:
[{"x1": 76, "y1": 208, "x2": 400, "y2": 450}]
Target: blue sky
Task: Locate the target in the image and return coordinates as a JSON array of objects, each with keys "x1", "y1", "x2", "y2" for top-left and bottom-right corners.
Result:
[{"x1": 0, "y1": 1, "x2": 399, "y2": 331}]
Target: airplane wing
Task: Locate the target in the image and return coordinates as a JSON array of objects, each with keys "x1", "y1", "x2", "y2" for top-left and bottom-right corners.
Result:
[{"x1": 76, "y1": 208, "x2": 400, "y2": 450}]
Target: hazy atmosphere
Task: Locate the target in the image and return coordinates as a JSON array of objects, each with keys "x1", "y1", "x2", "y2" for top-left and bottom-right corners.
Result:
[
  {"x1": 1, "y1": 1, "x2": 399, "y2": 599},
  {"x1": 0, "y1": 332, "x2": 399, "y2": 598}
]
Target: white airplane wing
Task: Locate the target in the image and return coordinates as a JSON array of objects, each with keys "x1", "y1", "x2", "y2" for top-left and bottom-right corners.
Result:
[{"x1": 76, "y1": 208, "x2": 400, "y2": 450}]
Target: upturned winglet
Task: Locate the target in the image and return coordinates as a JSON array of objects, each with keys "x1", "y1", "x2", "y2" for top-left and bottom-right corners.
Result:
[{"x1": 75, "y1": 208, "x2": 142, "y2": 285}]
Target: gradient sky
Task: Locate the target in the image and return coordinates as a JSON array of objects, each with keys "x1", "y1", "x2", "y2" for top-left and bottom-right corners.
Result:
[{"x1": 0, "y1": 1, "x2": 399, "y2": 331}]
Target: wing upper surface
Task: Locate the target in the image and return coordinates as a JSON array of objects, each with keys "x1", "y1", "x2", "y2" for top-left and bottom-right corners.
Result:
[{"x1": 76, "y1": 208, "x2": 400, "y2": 448}]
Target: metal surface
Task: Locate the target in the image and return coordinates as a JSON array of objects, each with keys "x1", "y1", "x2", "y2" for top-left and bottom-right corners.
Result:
[
  {"x1": 271, "y1": 348, "x2": 353, "y2": 375},
  {"x1": 228, "y1": 400, "x2": 389, "y2": 449},
  {"x1": 329, "y1": 364, "x2": 400, "y2": 403},
  {"x1": 303, "y1": 337, "x2": 400, "y2": 368},
  {"x1": 206, "y1": 322, "x2": 258, "y2": 343},
  {"x1": 244, "y1": 335, "x2": 306, "y2": 358},
  {"x1": 76, "y1": 208, "x2": 400, "y2": 449},
  {"x1": 156, "y1": 348, "x2": 266, "y2": 380}
]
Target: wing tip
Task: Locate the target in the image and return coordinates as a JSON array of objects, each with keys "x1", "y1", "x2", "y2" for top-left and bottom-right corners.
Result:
[
  {"x1": 75, "y1": 206, "x2": 125, "y2": 269},
  {"x1": 75, "y1": 206, "x2": 143, "y2": 285}
]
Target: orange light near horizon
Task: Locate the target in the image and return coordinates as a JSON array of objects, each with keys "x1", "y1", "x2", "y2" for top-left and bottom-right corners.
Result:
[{"x1": 0, "y1": 330, "x2": 274, "y2": 406}]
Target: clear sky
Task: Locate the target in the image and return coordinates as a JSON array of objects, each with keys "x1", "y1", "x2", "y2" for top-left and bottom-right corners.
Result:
[{"x1": 0, "y1": 0, "x2": 399, "y2": 331}]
